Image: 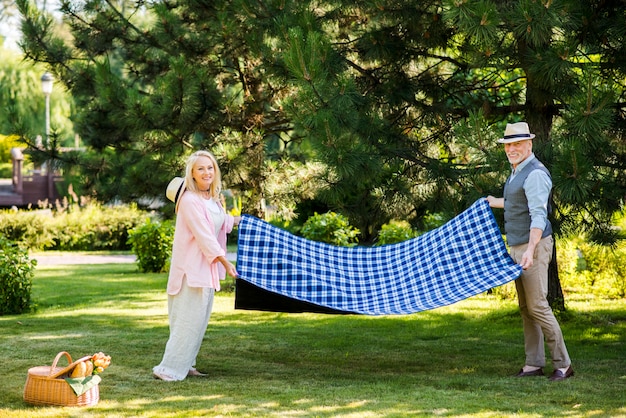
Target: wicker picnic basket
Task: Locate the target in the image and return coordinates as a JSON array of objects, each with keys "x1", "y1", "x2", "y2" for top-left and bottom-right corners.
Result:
[{"x1": 23, "y1": 351, "x2": 99, "y2": 407}]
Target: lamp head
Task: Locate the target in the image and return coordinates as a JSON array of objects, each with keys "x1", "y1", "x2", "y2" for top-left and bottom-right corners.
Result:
[{"x1": 41, "y1": 72, "x2": 54, "y2": 95}]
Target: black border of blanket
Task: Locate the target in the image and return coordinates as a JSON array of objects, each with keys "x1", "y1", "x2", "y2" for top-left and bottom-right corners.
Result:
[{"x1": 235, "y1": 278, "x2": 355, "y2": 315}]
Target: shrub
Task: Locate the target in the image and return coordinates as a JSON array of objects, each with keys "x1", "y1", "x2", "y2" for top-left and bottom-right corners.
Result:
[
  {"x1": 0, "y1": 134, "x2": 21, "y2": 163},
  {"x1": 489, "y1": 281, "x2": 517, "y2": 300},
  {"x1": 0, "y1": 162, "x2": 11, "y2": 178},
  {"x1": 301, "y1": 212, "x2": 359, "y2": 247},
  {"x1": 50, "y1": 203, "x2": 148, "y2": 251},
  {"x1": 128, "y1": 218, "x2": 175, "y2": 273},
  {"x1": 376, "y1": 220, "x2": 416, "y2": 245},
  {"x1": 0, "y1": 209, "x2": 55, "y2": 250},
  {"x1": 0, "y1": 236, "x2": 36, "y2": 315},
  {"x1": 0, "y1": 202, "x2": 148, "y2": 252},
  {"x1": 556, "y1": 236, "x2": 588, "y2": 293},
  {"x1": 556, "y1": 236, "x2": 626, "y2": 298},
  {"x1": 576, "y1": 241, "x2": 626, "y2": 298},
  {"x1": 267, "y1": 216, "x2": 302, "y2": 236}
]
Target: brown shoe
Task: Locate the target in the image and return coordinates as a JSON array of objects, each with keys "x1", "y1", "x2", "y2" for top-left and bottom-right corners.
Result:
[
  {"x1": 515, "y1": 368, "x2": 544, "y2": 377},
  {"x1": 549, "y1": 366, "x2": 574, "y2": 381}
]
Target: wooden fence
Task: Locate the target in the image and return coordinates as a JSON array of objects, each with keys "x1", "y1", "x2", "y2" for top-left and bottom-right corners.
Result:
[{"x1": 0, "y1": 148, "x2": 62, "y2": 207}]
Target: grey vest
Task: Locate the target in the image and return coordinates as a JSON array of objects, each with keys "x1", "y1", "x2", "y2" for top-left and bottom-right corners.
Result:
[{"x1": 503, "y1": 158, "x2": 553, "y2": 246}]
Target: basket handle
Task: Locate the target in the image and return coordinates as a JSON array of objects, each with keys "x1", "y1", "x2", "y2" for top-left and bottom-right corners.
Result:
[
  {"x1": 49, "y1": 353, "x2": 94, "y2": 379},
  {"x1": 49, "y1": 351, "x2": 72, "y2": 377}
]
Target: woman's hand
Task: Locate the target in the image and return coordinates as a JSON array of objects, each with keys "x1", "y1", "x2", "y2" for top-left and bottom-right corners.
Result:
[
  {"x1": 225, "y1": 261, "x2": 239, "y2": 278},
  {"x1": 486, "y1": 196, "x2": 504, "y2": 208},
  {"x1": 217, "y1": 256, "x2": 239, "y2": 278}
]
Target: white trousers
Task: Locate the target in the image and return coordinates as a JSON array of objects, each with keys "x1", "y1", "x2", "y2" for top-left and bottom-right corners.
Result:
[{"x1": 153, "y1": 277, "x2": 214, "y2": 381}]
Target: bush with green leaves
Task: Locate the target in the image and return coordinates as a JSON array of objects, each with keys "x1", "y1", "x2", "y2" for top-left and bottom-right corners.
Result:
[
  {"x1": 0, "y1": 202, "x2": 148, "y2": 251},
  {"x1": 0, "y1": 236, "x2": 36, "y2": 315},
  {"x1": 0, "y1": 134, "x2": 21, "y2": 163},
  {"x1": 375, "y1": 220, "x2": 417, "y2": 246},
  {"x1": 301, "y1": 212, "x2": 359, "y2": 247},
  {"x1": 558, "y1": 238, "x2": 626, "y2": 299},
  {"x1": 50, "y1": 202, "x2": 148, "y2": 251},
  {"x1": 0, "y1": 209, "x2": 55, "y2": 250},
  {"x1": 0, "y1": 162, "x2": 11, "y2": 178},
  {"x1": 128, "y1": 218, "x2": 175, "y2": 273}
]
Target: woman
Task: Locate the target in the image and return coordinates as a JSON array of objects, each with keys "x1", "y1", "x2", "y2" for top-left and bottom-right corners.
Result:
[{"x1": 153, "y1": 150, "x2": 240, "y2": 381}]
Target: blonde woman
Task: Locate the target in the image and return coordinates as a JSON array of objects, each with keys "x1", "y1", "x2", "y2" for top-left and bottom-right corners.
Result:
[{"x1": 153, "y1": 151, "x2": 240, "y2": 381}]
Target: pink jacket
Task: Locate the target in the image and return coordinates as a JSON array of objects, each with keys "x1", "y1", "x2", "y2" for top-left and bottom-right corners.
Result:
[{"x1": 166, "y1": 191, "x2": 234, "y2": 295}]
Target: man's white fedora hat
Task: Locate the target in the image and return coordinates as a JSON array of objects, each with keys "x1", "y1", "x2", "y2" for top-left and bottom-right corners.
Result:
[
  {"x1": 166, "y1": 177, "x2": 186, "y2": 212},
  {"x1": 497, "y1": 122, "x2": 536, "y2": 143}
]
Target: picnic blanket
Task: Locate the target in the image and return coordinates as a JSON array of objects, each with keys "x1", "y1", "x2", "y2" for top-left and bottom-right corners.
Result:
[{"x1": 235, "y1": 199, "x2": 522, "y2": 315}]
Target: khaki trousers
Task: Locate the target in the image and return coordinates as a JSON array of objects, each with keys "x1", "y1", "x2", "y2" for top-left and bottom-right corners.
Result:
[{"x1": 510, "y1": 236, "x2": 571, "y2": 369}]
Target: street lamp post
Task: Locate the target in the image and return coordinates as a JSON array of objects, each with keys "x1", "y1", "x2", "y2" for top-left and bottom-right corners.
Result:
[
  {"x1": 41, "y1": 72, "x2": 53, "y2": 146},
  {"x1": 40, "y1": 72, "x2": 54, "y2": 198}
]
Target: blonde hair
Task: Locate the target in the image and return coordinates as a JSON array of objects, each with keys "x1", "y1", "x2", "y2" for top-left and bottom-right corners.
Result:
[{"x1": 184, "y1": 150, "x2": 222, "y2": 198}]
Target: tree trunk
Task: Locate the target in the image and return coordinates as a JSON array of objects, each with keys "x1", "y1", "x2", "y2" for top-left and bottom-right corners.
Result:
[
  {"x1": 528, "y1": 112, "x2": 564, "y2": 311},
  {"x1": 519, "y1": 35, "x2": 566, "y2": 312},
  {"x1": 527, "y1": 108, "x2": 565, "y2": 311},
  {"x1": 548, "y1": 237, "x2": 565, "y2": 311}
]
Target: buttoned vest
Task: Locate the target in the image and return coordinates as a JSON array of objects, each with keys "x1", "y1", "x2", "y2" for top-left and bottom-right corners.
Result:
[{"x1": 503, "y1": 158, "x2": 553, "y2": 246}]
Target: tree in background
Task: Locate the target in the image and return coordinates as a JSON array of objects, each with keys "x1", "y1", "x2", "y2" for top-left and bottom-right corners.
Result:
[
  {"x1": 0, "y1": 0, "x2": 20, "y2": 48},
  {"x1": 0, "y1": 47, "x2": 75, "y2": 151},
  {"x1": 443, "y1": 0, "x2": 626, "y2": 307},
  {"x1": 16, "y1": 0, "x2": 626, "y2": 251},
  {"x1": 0, "y1": 0, "x2": 76, "y2": 159},
  {"x1": 16, "y1": 0, "x2": 472, "y2": 234},
  {"x1": 17, "y1": 0, "x2": 315, "y2": 215},
  {"x1": 445, "y1": 0, "x2": 626, "y2": 241}
]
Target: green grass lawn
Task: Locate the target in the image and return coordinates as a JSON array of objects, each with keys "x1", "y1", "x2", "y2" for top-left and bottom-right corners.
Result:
[{"x1": 1, "y1": 263, "x2": 625, "y2": 417}]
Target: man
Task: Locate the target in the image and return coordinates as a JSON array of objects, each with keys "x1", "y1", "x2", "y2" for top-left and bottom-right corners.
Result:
[{"x1": 486, "y1": 122, "x2": 574, "y2": 381}]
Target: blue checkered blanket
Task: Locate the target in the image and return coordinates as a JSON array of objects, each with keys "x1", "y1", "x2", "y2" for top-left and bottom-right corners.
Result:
[{"x1": 236, "y1": 199, "x2": 521, "y2": 315}]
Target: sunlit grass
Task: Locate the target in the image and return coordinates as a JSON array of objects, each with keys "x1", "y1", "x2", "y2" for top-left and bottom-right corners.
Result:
[{"x1": 1, "y1": 263, "x2": 625, "y2": 417}]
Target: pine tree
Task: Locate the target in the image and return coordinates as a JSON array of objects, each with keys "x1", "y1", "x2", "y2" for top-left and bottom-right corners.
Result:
[
  {"x1": 17, "y1": 0, "x2": 626, "y2": 285},
  {"x1": 17, "y1": 0, "x2": 309, "y2": 215},
  {"x1": 444, "y1": 0, "x2": 626, "y2": 307}
]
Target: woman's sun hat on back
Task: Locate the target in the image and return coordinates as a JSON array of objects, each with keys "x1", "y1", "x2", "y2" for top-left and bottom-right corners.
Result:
[{"x1": 166, "y1": 177, "x2": 186, "y2": 212}]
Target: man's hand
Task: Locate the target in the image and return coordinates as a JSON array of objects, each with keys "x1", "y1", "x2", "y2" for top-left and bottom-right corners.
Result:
[
  {"x1": 519, "y1": 249, "x2": 534, "y2": 270},
  {"x1": 520, "y1": 228, "x2": 544, "y2": 270}
]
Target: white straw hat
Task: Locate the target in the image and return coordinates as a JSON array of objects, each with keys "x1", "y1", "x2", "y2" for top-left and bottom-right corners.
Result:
[
  {"x1": 166, "y1": 177, "x2": 186, "y2": 212},
  {"x1": 497, "y1": 122, "x2": 536, "y2": 143}
]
